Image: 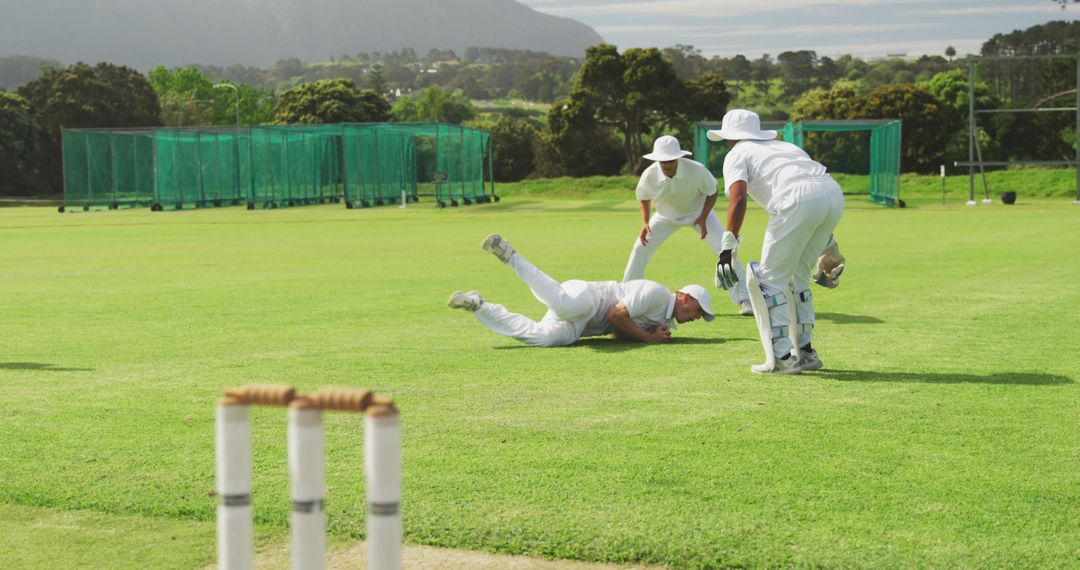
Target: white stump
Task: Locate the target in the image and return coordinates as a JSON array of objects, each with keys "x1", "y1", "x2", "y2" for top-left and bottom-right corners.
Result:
[
  {"x1": 365, "y1": 407, "x2": 402, "y2": 570},
  {"x1": 216, "y1": 401, "x2": 254, "y2": 570},
  {"x1": 289, "y1": 404, "x2": 326, "y2": 570}
]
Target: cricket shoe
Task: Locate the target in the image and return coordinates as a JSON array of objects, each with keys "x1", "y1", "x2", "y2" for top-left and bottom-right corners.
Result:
[
  {"x1": 751, "y1": 354, "x2": 802, "y2": 375},
  {"x1": 448, "y1": 290, "x2": 483, "y2": 312},
  {"x1": 797, "y1": 348, "x2": 823, "y2": 371},
  {"x1": 481, "y1": 233, "x2": 516, "y2": 263},
  {"x1": 738, "y1": 299, "x2": 754, "y2": 316}
]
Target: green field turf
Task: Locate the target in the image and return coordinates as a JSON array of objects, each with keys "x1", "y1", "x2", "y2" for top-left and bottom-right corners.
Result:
[{"x1": 1, "y1": 188, "x2": 1078, "y2": 569}]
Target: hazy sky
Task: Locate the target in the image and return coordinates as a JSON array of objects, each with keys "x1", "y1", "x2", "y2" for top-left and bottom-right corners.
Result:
[{"x1": 518, "y1": 0, "x2": 1075, "y2": 59}]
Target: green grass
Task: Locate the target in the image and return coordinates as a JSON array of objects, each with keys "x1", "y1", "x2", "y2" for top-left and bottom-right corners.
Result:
[{"x1": 1, "y1": 189, "x2": 1079, "y2": 568}]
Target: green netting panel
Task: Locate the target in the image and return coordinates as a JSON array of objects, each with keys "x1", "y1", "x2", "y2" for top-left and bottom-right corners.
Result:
[
  {"x1": 62, "y1": 129, "x2": 155, "y2": 210},
  {"x1": 341, "y1": 123, "x2": 491, "y2": 208},
  {"x1": 154, "y1": 128, "x2": 249, "y2": 210},
  {"x1": 692, "y1": 119, "x2": 902, "y2": 206},
  {"x1": 798, "y1": 120, "x2": 902, "y2": 206},
  {"x1": 247, "y1": 125, "x2": 342, "y2": 208}
]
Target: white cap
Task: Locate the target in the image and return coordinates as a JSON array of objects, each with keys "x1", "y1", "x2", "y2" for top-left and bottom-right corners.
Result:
[
  {"x1": 678, "y1": 284, "x2": 714, "y2": 322},
  {"x1": 642, "y1": 135, "x2": 692, "y2": 161},
  {"x1": 706, "y1": 109, "x2": 777, "y2": 142}
]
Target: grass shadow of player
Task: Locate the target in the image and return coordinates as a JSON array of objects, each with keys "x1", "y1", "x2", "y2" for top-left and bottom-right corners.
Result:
[
  {"x1": 811, "y1": 369, "x2": 1073, "y2": 386},
  {"x1": 0, "y1": 362, "x2": 95, "y2": 372},
  {"x1": 493, "y1": 337, "x2": 753, "y2": 351},
  {"x1": 815, "y1": 312, "x2": 884, "y2": 324}
]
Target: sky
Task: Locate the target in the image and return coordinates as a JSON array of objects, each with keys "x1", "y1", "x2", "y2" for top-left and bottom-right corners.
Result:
[{"x1": 518, "y1": 0, "x2": 1076, "y2": 59}]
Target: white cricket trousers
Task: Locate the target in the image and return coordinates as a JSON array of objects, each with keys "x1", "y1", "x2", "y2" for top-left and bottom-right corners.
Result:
[
  {"x1": 757, "y1": 177, "x2": 844, "y2": 357},
  {"x1": 474, "y1": 253, "x2": 598, "y2": 347},
  {"x1": 623, "y1": 210, "x2": 749, "y2": 304}
]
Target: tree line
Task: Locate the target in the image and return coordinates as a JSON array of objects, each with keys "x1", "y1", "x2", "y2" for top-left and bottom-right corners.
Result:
[{"x1": 1, "y1": 20, "x2": 1076, "y2": 196}]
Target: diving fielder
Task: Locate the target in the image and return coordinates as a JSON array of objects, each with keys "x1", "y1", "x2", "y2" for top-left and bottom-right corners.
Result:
[{"x1": 710, "y1": 109, "x2": 846, "y2": 374}]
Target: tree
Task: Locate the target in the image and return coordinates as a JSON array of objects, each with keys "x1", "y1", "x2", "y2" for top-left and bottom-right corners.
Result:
[
  {"x1": 558, "y1": 44, "x2": 685, "y2": 173},
  {"x1": 0, "y1": 91, "x2": 41, "y2": 196},
  {"x1": 535, "y1": 102, "x2": 624, "y2": 177},
  {"x1": 17, "y1": 62, "x2": 161, "y2": 194},
  {"x1": 776, "y1": 50, "x2": 818, "y2": 101},
  {"x1": 366, "y1": 64, "x2": 388, "y2": 96},
  {"x1": 920, "y1": 68, "x2": 1003, "y2": 161},
  {"x1": 489, "y1": 115, "x2": 538, "y2": 182},
  {"x1": 851, "y1": 83, "x2": 952, "y2": 173},
  {"x1": 945, "y1": 46, "x2": 957, "y2": 61},
  {"x1": 274, "y1": 79, "x2": 390, "y2": 124},
  {"x1": 390, "y1": 87, "x2": 475, "y2": 124}
]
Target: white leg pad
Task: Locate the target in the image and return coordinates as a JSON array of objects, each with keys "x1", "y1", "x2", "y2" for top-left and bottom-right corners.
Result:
[
  {"x1": 746, "y1": 262, "x2": 776, "y2": 373},
  {"x1": 785, "y1": 283, "x2": 799, "y2": 359}
]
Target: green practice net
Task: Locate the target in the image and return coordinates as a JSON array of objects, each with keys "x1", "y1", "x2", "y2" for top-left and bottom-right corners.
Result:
[
  {"x1": 61, "y1": 129, "x2": 156, "y2": 210},
  {"x1": 62, "y1": 123, "x2": 493, "y2": 212},
  {"x1": 341, "y1": 123, "x2": 492, "y2": 208},
  {"x1": 693, "y1": 119, "x2": 902, "y2": 206}
]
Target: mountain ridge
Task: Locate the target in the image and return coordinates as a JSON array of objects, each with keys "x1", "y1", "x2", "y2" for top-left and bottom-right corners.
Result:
[{"x1": 0, "y1": 0, "x2": 604, "y2": 69}]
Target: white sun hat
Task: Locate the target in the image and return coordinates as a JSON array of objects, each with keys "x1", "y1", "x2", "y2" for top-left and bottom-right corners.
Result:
[
  {"x1": 678, "y1": 284, "x2": 715, "y2": 322},
  {"x1": 706, "y1": 109, "x2": 777, "y2": 142},
  {"x1": 642, "y1": 135, "x2": 692, "y2": 161}
]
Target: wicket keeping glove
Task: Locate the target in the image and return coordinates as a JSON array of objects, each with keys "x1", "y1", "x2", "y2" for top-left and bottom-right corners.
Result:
[
  {"x1": 813, "y1": 236, "x2": 845, "y2": 288},
  {"x1": 715, "y1": 231, "x2": 740, "y2": 290}
]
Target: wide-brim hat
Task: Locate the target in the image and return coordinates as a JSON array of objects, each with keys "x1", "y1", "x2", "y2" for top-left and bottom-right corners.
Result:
[
  {"x1": 706, "y1": 109, "x2": 776, "y2": 142},
  {"x1": 643, "y1": 135, "x2": 692, "y2": 161},
  {"x1": 678, "y1": 284, "x2": 715, "y2": 322}
]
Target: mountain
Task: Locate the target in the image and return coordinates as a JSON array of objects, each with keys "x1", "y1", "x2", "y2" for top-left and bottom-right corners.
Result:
[{"x1": 0, "y1": 0, "x2": 604, "y2": 69}]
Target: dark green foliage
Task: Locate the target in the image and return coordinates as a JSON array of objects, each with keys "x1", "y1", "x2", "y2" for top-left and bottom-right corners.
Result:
[
  {"x1": 853, "y1": 84, "x2": 951, "y2": 173},
  {"x1": 391, "y1": 87, "x2": 475, "y2": 124},
  {"x1": 489, "y1": 115, "x2": 539, "y2": 182},
  {"x1": 16, "y1": 62, "x2": 161, "y2": 194},
  {"x1": 536, "y1": 102, "x2": 624, "y2": 177},
  {"x1": 273, "y1": 78, "x2": 390, "y2": 124},
  {"x1": 557, "y1": 44, "x2": 688, "y2": 174},
  {"x1": 0, "y1": 92, "x2": 41, "y2": 196}
]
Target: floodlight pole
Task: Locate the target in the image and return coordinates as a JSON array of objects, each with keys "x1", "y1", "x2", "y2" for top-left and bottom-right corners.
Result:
[{"x1": 214, "y1": 83, "x2": 243, "y2": 202}]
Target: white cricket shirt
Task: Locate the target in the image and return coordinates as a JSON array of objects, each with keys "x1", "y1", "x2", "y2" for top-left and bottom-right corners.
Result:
[
  {"x1": 722, "y1": 140, "x2": 828, "y2": 213},
  {"x1": 636, "y1": 158, "x2": 718, "y2": 220},
  {"x1": 579, "y1": 279, "x2": 676, "y2": 337}
]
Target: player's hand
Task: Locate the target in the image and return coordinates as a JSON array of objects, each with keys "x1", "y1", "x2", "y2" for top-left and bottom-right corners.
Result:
[
  {"x1": 715, "y1": 231, "x2": 740, "y2": 290},
  {"x1": 646, "y1": 325, "x2": 672, "y2": 343},
  {"x1": 694, "y1": 216, "x2": 708, "y2": 239},
  {"x1": 638, "y1": 224, "x2": 650, "y2": 246}
]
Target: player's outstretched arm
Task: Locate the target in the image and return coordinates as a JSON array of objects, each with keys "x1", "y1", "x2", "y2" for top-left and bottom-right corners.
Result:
[{"x1": 606, "y1": 303, "x2": 671, "y2": 343}]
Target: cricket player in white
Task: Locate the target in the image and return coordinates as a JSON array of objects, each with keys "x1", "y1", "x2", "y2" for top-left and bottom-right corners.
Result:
[
  {"x1": 622, "y1": 136, "x2": 752, "y2": 316},
  {"x1": 710, "y1": 110, "x2": 845, "y2": 374},
  {"x1": 449, "y1": 234, "x2": 714, "y2": 347}
]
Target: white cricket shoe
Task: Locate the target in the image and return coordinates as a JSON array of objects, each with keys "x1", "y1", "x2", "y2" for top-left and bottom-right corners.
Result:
[
  {"x1": 751, "y1": 355, "x2": 802, "y2": 375},
  {"x1": 738, "y1": 299, "x2": 754, "y2": 316},
  {"x1": 797, "y1": 349, "x2": 823, "y2": 371},
  {"x1": 448, "y1": 290, "x2": 483, "y2": 312},
  {"x1": 481, "y1": 233, "x2": 516, "y2": 263}
]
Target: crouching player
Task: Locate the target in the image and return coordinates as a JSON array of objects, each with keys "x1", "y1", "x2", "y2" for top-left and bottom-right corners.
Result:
[{"x1": 709, "y1": 109, "x2": 845, "y2": 374}]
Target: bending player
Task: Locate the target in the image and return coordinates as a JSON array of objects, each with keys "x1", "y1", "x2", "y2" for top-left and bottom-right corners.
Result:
[{"x1": 710, "y1": 110, "x2": 845, "y2": 374}]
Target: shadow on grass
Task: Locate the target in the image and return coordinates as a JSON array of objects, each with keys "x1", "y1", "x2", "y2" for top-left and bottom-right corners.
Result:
[
  {"x1": 813, "y1": 369, "x2": 1073, "y2": 385},
  {"x1": 815, "y1": 312, "x2": 885, "y2": 324},
  {"x1": 493, "y1": 337, "x2": 754, "y2": 351},
  {"x1": 0, "y1": 362, "x2": 94, "y2": 372}
]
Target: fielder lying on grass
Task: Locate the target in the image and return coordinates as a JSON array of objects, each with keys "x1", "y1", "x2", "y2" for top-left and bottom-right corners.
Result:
[{"x1": 448, "y1": 234, "x2": 713, "y2": 347}]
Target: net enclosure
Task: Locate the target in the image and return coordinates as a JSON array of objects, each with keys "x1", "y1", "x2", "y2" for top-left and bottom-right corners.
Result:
[
  {"x1": 694, "y1": 119, "x2": 902, "y2": 207},
  {"x1": 60, "y1": 123, "x2": 494, "y2": 212}
]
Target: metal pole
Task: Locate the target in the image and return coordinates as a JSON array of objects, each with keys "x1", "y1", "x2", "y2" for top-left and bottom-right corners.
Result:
[{"x1": 967, "y1": 60, "x2": 976, "y2": 206}]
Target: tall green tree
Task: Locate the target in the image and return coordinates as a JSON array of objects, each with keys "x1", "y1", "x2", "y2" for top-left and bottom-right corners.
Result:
[
  {"x1": 274, "y1": 79, "x2": 390, "y2": 124},
  {"x1": 853, "y1": 83, "x2": 952, "y2": 173},
  {"x1": 489, "y1": 115, "x2": 538, "y2": 182},
  {"x1": 558, "y1": 44, "x2": 685, "y2": 173},
  {"x1": 0, "y1": 91, "x2": 41, "y2": 196},
  {"x1": 17, "y1": 62, "x2": 161, "y2": 194}
]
